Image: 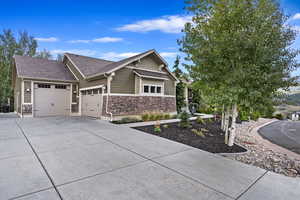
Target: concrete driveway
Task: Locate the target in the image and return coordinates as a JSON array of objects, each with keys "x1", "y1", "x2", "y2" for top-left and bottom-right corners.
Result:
[
  {"x1": 0, "y1": 117, "x2": 299, "y2": 200},
  {"x1": 259, "y1": 120, "x2": 300, "y2": 154}
]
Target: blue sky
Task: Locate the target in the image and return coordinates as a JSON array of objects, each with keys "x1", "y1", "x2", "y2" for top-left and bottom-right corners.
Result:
[{"x1": 1, "y1": 0, "x2": 300, "y2": 74}]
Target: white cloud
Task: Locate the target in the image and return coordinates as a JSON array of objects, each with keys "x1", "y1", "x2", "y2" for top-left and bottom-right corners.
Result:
[
  {"x1": 292, "y1": 13, "x2": 300, "y2": 20},
  {"x1": 116, "y1": 15, "x2": 192, "y2": 33},
  {"x1": 35, "y1": 37, "x2": 59, "y2": 42},
  {"x1": 100, "y1": 51, "x2": 178, "y2": 61},
  {"x1": 50, "y1": 49, "x2": 98, "y2": 57},
  {"x1": 160, "y1": 52, "x2": 177, "y2": 58},
  {"x1": 68, "y1": 37, "x2": 123, "y2": 44},
  {"x1": 292, "y1": 26, "x2": 300, "y2": 32},
  {"x1": 100, "y1": 52, "x2": 139, "y2": 60}
]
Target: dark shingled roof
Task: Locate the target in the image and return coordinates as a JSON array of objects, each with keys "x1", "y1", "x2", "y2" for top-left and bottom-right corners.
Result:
[
  {"x1": 67, "y1": 49, "x2": 156, "y2": 79},
  {"x1": 14, "y1": 55, "x2": 76, "y2": 81},
  {"x1": 133, "y1": 69, "x2": 171, "y2": 79},
  {"x1": 65, "y1": 53, "x2": 114, "y2": 77}
]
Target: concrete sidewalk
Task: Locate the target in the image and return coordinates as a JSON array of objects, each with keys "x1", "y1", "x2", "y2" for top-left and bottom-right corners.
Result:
[{"x1": 0, "y1": 117, "x2": 299, "y2": 200}]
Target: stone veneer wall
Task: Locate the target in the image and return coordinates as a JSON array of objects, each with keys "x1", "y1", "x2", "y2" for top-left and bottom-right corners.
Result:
[
  {"x1": 102, "y1": 95, "x2": 176, "y2": 116},
  {"x1": 22, "y1": 104, "x2": 32, "y2": 114}
]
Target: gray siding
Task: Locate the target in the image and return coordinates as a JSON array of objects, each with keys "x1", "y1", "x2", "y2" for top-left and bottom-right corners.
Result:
[
  {"x1": 164, "y1": 79, "x2": 176, "y2": 96},
  {"x1": 135, "y1": 56, "x2": 162, "y2": 71},
  {"x1": 111, "y1": 67, "x2": 135, "y2": 94}
]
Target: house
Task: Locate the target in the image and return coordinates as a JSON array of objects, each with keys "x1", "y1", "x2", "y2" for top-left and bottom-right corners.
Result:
[{"x1": 13, "y1": 49, "x2": 178, "y2": 120}]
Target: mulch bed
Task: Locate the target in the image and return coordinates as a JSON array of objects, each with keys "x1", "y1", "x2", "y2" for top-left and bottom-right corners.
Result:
[{"x1": 133, "y1": 120, "x2": 247, "y2": 154}]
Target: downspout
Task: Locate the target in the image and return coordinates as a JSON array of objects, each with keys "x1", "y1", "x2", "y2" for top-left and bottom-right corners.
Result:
[{"x1": 104, "y1": 72, "x2": 115, "y2": 121}]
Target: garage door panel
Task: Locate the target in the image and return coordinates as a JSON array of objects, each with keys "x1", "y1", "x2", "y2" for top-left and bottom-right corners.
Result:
[
  {"x1": 34, "y1": 84, "x2": 70, "y2": 117},
  {"x1": 81, "y1": 92, "x2": 102, "y2": 118}
]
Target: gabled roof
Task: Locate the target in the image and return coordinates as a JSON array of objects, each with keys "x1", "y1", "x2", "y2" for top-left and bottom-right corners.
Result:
[
  {"x1": 64, "y1": 49, "x2": 178, "y2": 81},
  {"x1": 14, "y1": 55, "x2": 77, "y2": 82},
  {"x1": 64, "y1": 53, "x2": 114, "y2": 77}
]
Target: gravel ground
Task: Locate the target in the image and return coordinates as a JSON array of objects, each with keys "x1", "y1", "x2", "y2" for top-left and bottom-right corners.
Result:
[{"x1": 223, "y1": 118, "x2": 300, "y2": 177}]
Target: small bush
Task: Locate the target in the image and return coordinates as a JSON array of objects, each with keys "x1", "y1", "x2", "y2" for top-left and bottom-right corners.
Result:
[
  {"x1": 164, "y1": 114, "x2": 171, "y2": 120},
  {"x1": 171, "y1": 114, "x2": 178, "y2": 119},
  {"x1": 112, "y1": 117, "x2": 141, "y2": 124},
  {"x1": 250, "y1": 111, "x2": 260, "y2": 121},
  {"x1": 274, "y1": 113, "x2": 284, "y2": 120},
  {"x1": 149, "y1": 113, "x2": 156, "y2": 121},
  {"x1": 191, "y1": 129, "x2": 205, "y2": 138},
  {"x1": 179, "y1": 111, "x2": 190, "y2": 128},
  {"x1": 141, "y1": 113, "x2": 150, "y2": 121},
  {"x1": 196, "y1": 117, "x2": 205, "y2": 124}
]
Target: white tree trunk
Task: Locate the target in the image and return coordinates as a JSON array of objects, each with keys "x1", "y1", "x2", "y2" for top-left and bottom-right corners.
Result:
[
  {"x1": 221, "y1": 105, "x2": 225, "y2": 130},
  {"x1": 228, "y1": 103, "x2": 238, "y2": 146},
  {"x1": 224, "y1": 106, "x2": 230, "y2": 144}
]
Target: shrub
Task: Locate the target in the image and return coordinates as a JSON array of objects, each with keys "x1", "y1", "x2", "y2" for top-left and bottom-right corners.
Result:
[
  {"x1": 191, "y1": 129, "x2": 205, "y2": 138},
  {"x1": 112, "y1": 117, "x2": 141, "y2": 124},
  {"x1": 141, "y1": 113, "x2": 150, "y2": 121},
  {"x1": 164, "y1": 114, "x2": 171, "y2": 120},
  {"x1": 196, "y1": 116, "x2": 205, "y2": 124},
  {"x1": 172, "y1": 114, "x2": 178, "y2": 119},
  {"x1": 157, "y1": 113, "x2": 164, "y2": 120},
  {"x1": 149, "y1": 113, "x2": 156, "y2": 121},
  {"x1": 179, "y1": 111, "x2": 190, "y2": 128},
  {"x1": 250, "y1": 111, "x2": 260, "y2": 121},
  {"x1": 274, "y1": 113, "x2": 284, "y2": 120}
]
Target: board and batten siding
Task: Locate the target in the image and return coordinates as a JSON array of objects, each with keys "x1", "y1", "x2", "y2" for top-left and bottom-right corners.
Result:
[
  {"x1": 24, "y1": 81, "x2": 32, "y2": 103},
  {"x1": 135, "y1": 55, "x2": 162, "y2": 71},
  {"x1": 164, "y1": 79, "x2": 176, "y2": 96},
  {"x1": 111, "y1": 67, "x2": 135, "y2": 94}
]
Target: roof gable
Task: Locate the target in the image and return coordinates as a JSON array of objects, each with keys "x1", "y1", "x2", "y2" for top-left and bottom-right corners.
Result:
[
  {"x1": 14, "y1": 55, "x2": 76, "y2": 82},
  {"x1": 64, "y1": 53, "x2": 114, "y2": 78}
]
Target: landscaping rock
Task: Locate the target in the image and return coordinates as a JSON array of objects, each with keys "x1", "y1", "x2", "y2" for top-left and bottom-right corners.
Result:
[{"x1": 223, "y1": 118, "x2": 300, "y2": 178}]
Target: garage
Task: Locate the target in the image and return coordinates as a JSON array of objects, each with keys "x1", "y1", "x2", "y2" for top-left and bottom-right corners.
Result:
[
  {"x1": 34, "y1": 83, "x2": 71, "y2": 117},
  {"x1": 81, "y1": 88, "x2": 103, "y2": 118}
]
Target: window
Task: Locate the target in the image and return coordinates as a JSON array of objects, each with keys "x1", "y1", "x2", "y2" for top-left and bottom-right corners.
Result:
[
  {"x1": 55, "y1": 85, "x2": 66, "y2": 89},
  {"x1": 143, "y1": 84, "x2": 163, "y2": 95},
  {"x1": 87, "y1": 90, "x2": 92, "y2": 95},
  {"x1": 157, "y1": 86, "x2": 162, "y2": 94},
  {"x1": 38, "y1": 84, "x2": 51, "y2": 88},
  {"x1": 144, "y1": 85, "x2": 149, "y2": 93},
  {"x1": 81, "y1": 91, "x2": 86, "y2": 95},
  {"x1": 150, "y1": 86, "x2": 155, "y2": 93}
]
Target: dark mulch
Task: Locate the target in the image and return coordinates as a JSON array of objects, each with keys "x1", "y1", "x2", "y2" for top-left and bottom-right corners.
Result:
[{"x1": 133, "y1": 120, "x2": 247, "y2": 154}]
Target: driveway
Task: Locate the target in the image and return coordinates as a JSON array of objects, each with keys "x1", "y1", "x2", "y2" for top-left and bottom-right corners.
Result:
[
  {"x1": 0, "y1": 117, "x2": 299, "y2": 200},
  {"x1": 259, "y1": 120, "x2": 300, "y2": 154}
]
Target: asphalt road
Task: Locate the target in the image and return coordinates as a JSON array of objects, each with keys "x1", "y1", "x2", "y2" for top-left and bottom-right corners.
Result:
[{"x1": 259, "y1": 120, "x2": 300, "y2": 154}]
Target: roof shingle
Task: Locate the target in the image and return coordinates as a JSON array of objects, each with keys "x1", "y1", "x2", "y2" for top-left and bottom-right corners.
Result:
[{"x1": 14, "y1": 55, "x2": 76, "y2": 81}]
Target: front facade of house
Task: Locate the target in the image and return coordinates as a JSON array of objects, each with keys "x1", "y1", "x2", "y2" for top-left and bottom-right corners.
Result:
[{"x1": 13, "y1": 49, "x2": 178, "y2": 120}]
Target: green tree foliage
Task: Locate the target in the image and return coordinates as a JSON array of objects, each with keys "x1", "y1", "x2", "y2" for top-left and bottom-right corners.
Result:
[
  {"x1": 172, "y1": 56, "x2": 186, "y2": 113},
  {"x1": 35, "y1": 49, "x2": 52, "y2": 59},
  {"x1": 0, "y1": 29, "x2": 43, "y2": 104},
  {"x1": 180, "y1": 0, "x2": 299, "y2": 145}
]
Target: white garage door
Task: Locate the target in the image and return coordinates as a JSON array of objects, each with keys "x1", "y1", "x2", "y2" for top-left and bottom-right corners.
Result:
[
  {"x1": 81, "y1": 88, "x2": 103, "y2": 118},
  {"x1": 34, "y1": 83, "x2": 70, "y2": 117}
]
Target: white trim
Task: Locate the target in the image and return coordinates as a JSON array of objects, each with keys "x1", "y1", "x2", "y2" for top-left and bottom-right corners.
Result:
[
  {"x1": 142, "y1": 84, "x2": 164, "y2": 96},
  {"x1": 21, "y1": 80, "x2": 24, "y2": 106},
  {"x1": 103, "y1": 93, "x2": 175, "y2": 97},
  {"x1": 70, "y1": 84, "x2": 72, "y2": 114},
  {"x1": 134, "y1": 71, "x2": 169, "y2": 81},
  {"x1": 66, "y1": 63, "x2": 79, "y2": 80},
  {"x1": 126, "y1": 66, "x2": 168, "y2": 74},
  {"x1": 21, "y1": 77, "x2": 77, "y2": 83},
  {"x1": 79, "y1": 85, "x2": 104, "y2": 91},
  {"x1": 64, "y1": 54, "x2": 86, "y2": 79}
]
